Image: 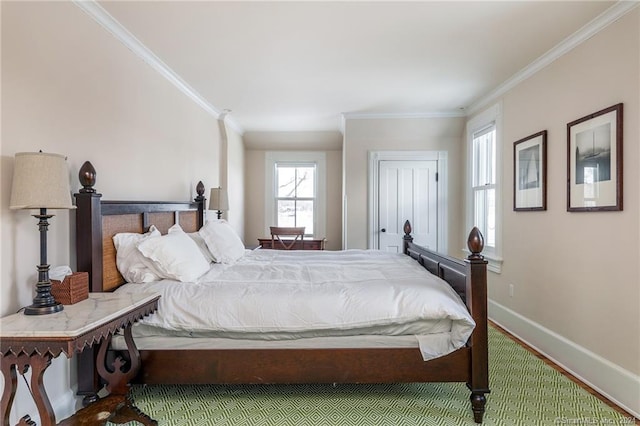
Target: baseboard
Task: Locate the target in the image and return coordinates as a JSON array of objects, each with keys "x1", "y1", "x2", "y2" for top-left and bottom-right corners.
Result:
[{"x1": 489, "y1": 299, "x2": 640, "y2": 419}]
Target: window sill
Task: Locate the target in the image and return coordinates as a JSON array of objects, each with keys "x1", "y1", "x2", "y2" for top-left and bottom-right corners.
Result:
[{"x1": 462, "y1": 249, "x2": 503, "y2": 274}]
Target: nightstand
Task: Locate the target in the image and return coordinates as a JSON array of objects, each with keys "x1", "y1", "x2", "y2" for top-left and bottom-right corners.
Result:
[{"x1": 0, "y1": 292, "x2": 160, "y2": 426}]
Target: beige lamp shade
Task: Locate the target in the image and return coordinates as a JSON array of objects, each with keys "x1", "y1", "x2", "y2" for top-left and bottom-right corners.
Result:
[
  {"x1": 209, "y1": 187, "x2": 229, "y2": 211},
  {"x1": 10, "y1": 152, "x2": 76, "y2": 210}
]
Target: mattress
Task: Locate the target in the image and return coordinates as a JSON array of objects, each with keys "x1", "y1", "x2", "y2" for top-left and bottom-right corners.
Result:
[
  {"x1": 115, "y1": 249, "x2": 474, "y2": 360},
  {"x1": 111, "y1": 333, "x2": 420, "y2": 351}
]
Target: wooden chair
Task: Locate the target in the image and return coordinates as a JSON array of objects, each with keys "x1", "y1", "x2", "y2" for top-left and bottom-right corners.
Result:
[{"x1": 270, "y1": 226, "x2": 305, "y2": 250}]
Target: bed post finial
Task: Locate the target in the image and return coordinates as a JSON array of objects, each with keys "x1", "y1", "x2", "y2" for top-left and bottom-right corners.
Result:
[
  {"x1": 195, "y1": 181, "x2": 205, "y2": 202},
  {"x1": 78, "y1": 161, "x2": 96, "y2": 193},
  {"x1": 467, "y1": 227, "x2": 484, "y2": 260},
  {"x1": 402, "y1": 220, "x2": 413, "y2": 254},
  {"x1": 403, "y1": 220, "x2": 412, "y2": 236},
  {"x1": 194, "y1": 181, "x2": 206, "y2": 228}
]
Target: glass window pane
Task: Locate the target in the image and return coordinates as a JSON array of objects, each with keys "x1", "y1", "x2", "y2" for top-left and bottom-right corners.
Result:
[
  {"x1": 296, "y1": 167, "x2": 315, "y2": 198},
  {"x1": 486, "y1": 188, "x2": 495, "y2": 247},
  {"x1": 275, "y1": 162, "x2": 317, "y2": 236},
  {"x1": 472, "y1": 127, "x2": 496, "y2": 187},
  {"x1": 472, "y1": 139, "x2": 480, "y2": 187},
  {"x1": 277, "y1": 166, "x2": 297, "y2": 198},
  {"x1": 277, "y1": 200, "x2": 295, "y2": 227},
  {"x1": 296, "y1": 200, "x2": 314, "y2": 234},
  {"x1": 474, "y1": 188, "x2": 496, "y2": 249},
  {"x1": 474, "y1": 189, "x2": 486, "y2": 235},
  {"x1": 489, "y1": 131, "x2": 496, "y2": 184}
]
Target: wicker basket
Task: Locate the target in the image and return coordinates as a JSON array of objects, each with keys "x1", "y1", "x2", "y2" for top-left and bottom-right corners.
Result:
[{"x1": 51, "y1": 272, "x2": 89, "y2": 305}]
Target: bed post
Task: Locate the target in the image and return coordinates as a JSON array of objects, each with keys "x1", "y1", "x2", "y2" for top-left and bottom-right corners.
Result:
[
  {"x1": 465, "y1": 227, "x2": 490, "y2": 423},
  {"x1": 75, "y1": 161, "x2": 104, "y2": 293},
  {"x1": 74, "y1": 161, "x2": 103, "y2": 404},
  {"x1": 194, "y1": 181, "x2": 205, "y2": 228},
  {"x1": 402, "y1": 220, "x2": 413, "y2": 254}
]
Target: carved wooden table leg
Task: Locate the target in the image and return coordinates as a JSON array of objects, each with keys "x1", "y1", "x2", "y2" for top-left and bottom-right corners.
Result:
[
  {"x1": 59, "y1": 325, "x2": 156, "y2": 426},
  {"x1": 1, "y1": 353, "x2": 55, "y2": 426},
  {"x1": 97, "y1": 326, "x2": 140, "y2": 395},
  {"x1": 1, "y1": 355, "x2": 18, "y2": 426},
  {"x1": 95, "y1": 325, "x2": 156, "y2": 425},
  {"x1": 15, "y1": 415, "x2": 36, "y2": 426}
]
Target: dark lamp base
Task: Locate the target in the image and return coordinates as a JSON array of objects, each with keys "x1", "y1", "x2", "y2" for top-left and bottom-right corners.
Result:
[{"x1": 24, "y1": 302, "x2": 64, "y2": 315}]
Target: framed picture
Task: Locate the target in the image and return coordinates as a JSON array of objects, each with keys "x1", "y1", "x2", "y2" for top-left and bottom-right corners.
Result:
[
  {"x1": 567, "y1": 103, "x2": 623, "y2": 212},
  {"x1": 514, "y1": 130, "x2": 547, "y2": 211}
]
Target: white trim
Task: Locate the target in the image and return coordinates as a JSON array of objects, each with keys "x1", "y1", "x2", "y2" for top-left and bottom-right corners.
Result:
[
  {"x1": 264, "y1": 152, "x2": 327, "y2": 240},
  {"x1": 368, "y1": 151, "x2": 447, "y2": 252},
  {"x1": 462, "y1": 248, "x2": 503, "y2": 274},
  {"x1": 73, "y1": 0, "x2": 244, "y2": 135},
  {"x1": 343, "y1": 111, "x2": 465, "y2": 121},
  {"x1": 436, "y1": 153, "x2": 448, "y2": 253},
  {"x1": 341, "y1": 139, "x2": 348, "y2": 250},
  {"x1": 489, "y1": 299, "x2": 640, "y2": 419},
  {"x1": 467, "y1": 2, "x2": 639, "y2": 115}
]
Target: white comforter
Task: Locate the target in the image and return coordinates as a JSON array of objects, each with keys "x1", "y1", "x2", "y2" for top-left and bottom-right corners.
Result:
[{"x1": 116, "y1": 249, "x2": 475, "y2": 360}]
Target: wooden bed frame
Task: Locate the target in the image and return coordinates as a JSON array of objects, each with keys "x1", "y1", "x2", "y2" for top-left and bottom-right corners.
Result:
[{"x1": 74, "y1": 162, "x2": 490, "y2": 423}]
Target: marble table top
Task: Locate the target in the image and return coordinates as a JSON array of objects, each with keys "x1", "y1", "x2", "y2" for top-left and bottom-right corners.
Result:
[{"x1": 0, "y1": 293, "x2": 159, "y2": 338}]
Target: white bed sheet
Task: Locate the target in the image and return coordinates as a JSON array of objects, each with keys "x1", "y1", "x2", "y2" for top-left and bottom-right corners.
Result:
[
  {"x1": 115, "y1": 249, "x2": 475, "y2": 360},
  {"x1": 111, "y1": 333, "x2": 420, "y2": 351}
]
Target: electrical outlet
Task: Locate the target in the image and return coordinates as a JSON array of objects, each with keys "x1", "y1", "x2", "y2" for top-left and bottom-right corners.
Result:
[{"x1": 509, "y1": 284, "x2": 514, "y2": 298}]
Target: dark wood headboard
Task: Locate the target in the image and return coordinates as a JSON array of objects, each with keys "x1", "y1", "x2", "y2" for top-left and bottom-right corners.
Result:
[{"x1": 74, "y1": 161, "x2": 206, "y2": 292}]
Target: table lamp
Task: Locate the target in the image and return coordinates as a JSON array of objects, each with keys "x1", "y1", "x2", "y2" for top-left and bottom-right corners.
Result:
[
  {"x1": 209, "y1": 187, "x2": 229, "y2": 220},
  {"x1": 10, "y1": 152, "x2": 76, "y2": 315}
]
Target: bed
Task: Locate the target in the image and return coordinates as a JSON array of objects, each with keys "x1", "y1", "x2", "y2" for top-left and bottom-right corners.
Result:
[{"x1": 74, "y1": 161, "x2": 490, "y2": 423}]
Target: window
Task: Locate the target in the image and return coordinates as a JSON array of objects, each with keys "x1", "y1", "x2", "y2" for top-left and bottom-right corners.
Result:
[
  {"x1": 275, "y1": 163, "x2": 316, "y2": 234},
  {"x1": 467, "y1": 103, "x2": 502, "y2": 272},
  {"x1": 265, "y1": 152, "x2": 326, "y2": 239},
  {"x1": 472, "y1": 125, "x2": 497, "y2": 248}
]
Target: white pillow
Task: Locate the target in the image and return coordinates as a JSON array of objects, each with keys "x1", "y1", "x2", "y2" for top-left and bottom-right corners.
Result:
[
  {"x1": 187, "y1": 232, "x2": 215, "y2": 263},
  {"x1": 113, "y1": 225, "x2": 163, "y2": 283},
  {"x1": 168, "y1": 224, "x2": 215, "y2": 264},
  {"x1": 198, "y1": 219, "x2": 245, "y2": 264},
  {"x1": 137, "y1": 224, "x2": 211, "y2": 282}
]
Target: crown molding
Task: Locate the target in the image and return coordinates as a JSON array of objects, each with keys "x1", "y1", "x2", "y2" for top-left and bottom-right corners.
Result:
[
  {"x1": 342, "y1": 111, "x2": 465, "y2": 121},
  {"x1": 466, "y1": 1, "x2": 639, "y2": 116},
  {"x1": 73, "y1": 0, "x2": 244, "y2": 135},
  {"x1": 340, "y1": 111, "x2": 465, "y2": 134}
]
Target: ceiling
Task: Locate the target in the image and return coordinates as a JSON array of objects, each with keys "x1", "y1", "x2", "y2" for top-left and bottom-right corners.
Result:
[{"x1": 97, "y1": 1, "x2": 615, "y2": 136}]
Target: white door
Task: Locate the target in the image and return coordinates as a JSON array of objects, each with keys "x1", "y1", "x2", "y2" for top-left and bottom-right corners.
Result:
[{"x1": 378, "y1": 160, "x2": 438, "y2": 252}]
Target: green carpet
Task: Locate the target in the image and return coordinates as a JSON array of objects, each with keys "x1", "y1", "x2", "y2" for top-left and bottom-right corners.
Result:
[{"x1": 123, "y1": 326, "x2": 631, "y2": 425}]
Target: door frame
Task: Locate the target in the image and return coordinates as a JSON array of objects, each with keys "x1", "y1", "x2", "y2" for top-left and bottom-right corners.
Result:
[{"x1": 368, "y1": 150, "x2": 448, "y2": 251}]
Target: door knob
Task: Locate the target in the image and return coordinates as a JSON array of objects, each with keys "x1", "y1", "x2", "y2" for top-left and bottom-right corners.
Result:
[{"x1": 381, "y1": 228, "x2": 386, "y2": 232}]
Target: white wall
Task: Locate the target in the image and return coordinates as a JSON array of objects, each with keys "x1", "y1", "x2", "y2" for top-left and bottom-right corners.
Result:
[
  {"x1": 1, "y1": 2, "x2": 226, "y2": 423},
  {"x1": 219, "y1": 118, "x2": 246, "y2": 238},
  {"x1": 223, "y1": 121, "x2": 246, "y2": 239},
  {"x1": 244, "y1": 147, "x2": 343, "y2": 250},
  {"x1": 243, "y1": 131, "x2": 342, "y2": 250},
  {"x1": 473, "y1": 9, "x2": 639, "y2": 416}
]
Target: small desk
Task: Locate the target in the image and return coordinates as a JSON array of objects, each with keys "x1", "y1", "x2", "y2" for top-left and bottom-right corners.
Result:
[
  {"x1": 258, "y1": 238, "x2": 326, "y2": 250},
  {"x1": 0, "y1": 293, "x2": 160, "y2": 426}
]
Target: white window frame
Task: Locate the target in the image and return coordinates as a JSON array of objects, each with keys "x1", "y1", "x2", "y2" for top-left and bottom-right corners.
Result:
[
  {"x1": 265, "y1": 152, "x2": 326, "y2": 239},
  {"x1": 466, "y1": 103, "x2": 503, "y2": 273}
]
